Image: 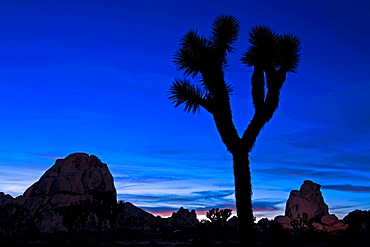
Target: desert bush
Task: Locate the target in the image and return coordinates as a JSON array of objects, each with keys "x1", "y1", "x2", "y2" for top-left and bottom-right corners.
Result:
[
  {"x1": 206, "y1": 208, "x2": 232, "y2": 227},
  {"x1": 290, "y1": 212, "x2": 314, "y2": 233}
]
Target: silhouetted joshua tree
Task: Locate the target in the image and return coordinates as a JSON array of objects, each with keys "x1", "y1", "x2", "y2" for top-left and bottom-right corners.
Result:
[
  {"x1": 168, "y1": 15, "x2": 301, "y2": 245},
  {"x1": 206, "y1": 208, "x2": 232, "y2": 226}
]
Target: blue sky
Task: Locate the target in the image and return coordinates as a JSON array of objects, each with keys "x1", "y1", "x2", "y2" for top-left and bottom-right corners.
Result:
[{"x1": 0, "y1": 0, "x2": 369, "y2": 220}]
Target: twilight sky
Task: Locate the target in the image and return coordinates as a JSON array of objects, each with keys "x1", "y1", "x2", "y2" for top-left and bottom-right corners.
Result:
[{"x1": 0, "y1": 0, "x2": 369, "y2": 220}]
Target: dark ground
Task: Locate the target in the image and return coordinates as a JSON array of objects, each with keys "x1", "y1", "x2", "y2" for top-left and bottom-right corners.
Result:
[{"x1": 0, "y1": 227, "x2": 369, "y2": 247}]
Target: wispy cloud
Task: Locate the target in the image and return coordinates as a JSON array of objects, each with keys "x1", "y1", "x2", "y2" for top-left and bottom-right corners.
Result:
[
  {"x1": 136, "y1": 145, "x2": 232, "y2": 167},
  {"x1": 119, "y1": 190, "x2": 285, "y2": 219},
  {"x1": 117, "y1": 189, "x2": 236, "y2": 213},
  {"x1": 329, "y1": 205, "x2": 355, "y2": 210},
  {"x1": 118, "y1": 189, "x2": 234, "y2": 205},
  {"x1": 32, "y1": 154, "x2": 64, "y2": 160},
  {"x1": 190, "y1": 190, "x2": 234, "y2": 199},
  {"x1": 115, "y1": 175, "x2": 186, "y2": 183},
  {"x1": 148, "y1": 149, "x2": 195, "y2": 155},
  {"x1": 254, "y1": 166, "x2": 370, "y2": 183},
  {"x1": 323, "y1": 184, "x2": 370, "y2": 193},
  {"x1": 253, "y1": 201, "x2": 283, "y2": 212}
]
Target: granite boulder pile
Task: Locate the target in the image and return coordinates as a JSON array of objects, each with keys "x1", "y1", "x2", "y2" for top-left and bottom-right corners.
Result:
[
  {"x1": 0, "y1": 153, "x2": 203, "y2": 235},
  {"x1": 0, "y1": 153, "x2": 117, "y2": 234},
  {"x1": 274, "y1": 180, "x2": 348, "y2": 233}
]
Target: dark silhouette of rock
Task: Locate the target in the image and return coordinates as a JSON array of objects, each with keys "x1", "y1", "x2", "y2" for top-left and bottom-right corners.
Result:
[
  {"x1": 343, "y1": 209, "x2": 370, "y2": 232},
  {"x1": 0, "y1": 192, "x2": 14, "y2": 205},
  {"x1": 0, "y1": 154, "x2": 207, "y2": 237},
  {"x1": 0, "y1": 153, "x2": 117, "y2": 234},
  {"x1": 167, "y1": 207, "x2": 199, "y2": 228},
  {"x1": 119, "y1": 202, "x2": 154, "y2": 218},
  {"x1": 115, "y1": 202, "x2": 157, "y2": 231}
]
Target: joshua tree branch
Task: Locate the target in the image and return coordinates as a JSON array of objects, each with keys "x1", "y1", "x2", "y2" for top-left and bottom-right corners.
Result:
[
  {"x1": 202, "y1": 68, "x2": 241, "y2": 152},
  {"x1": 241, "y1": 68, "x2": 287, "y2": 151},
  {"x1": 251, "y1": 66, "x2": 265, "y2": 111}
]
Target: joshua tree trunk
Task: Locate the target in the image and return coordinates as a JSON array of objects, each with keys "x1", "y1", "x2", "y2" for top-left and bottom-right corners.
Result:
[{"x1": 232, "y1": 149, "x2": 255, "y2": 246}]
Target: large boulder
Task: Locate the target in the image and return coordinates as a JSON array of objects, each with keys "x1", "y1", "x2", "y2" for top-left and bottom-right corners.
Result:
[
  {"x1": 25, "y1": 153, "x2": 116, "y2": 201},
  {"x1": 321, "y1": 214, "x2": 348, "y2": 233},
  {"x1": 274, "y1": 180, "x2": 348, "y2": 233},
  {"x1": 285, "y1": 180, "x2": 329, "y2": 220},
  {"x1": 274, "y1": 216, "x2": 293, "y2": 229},
  {"x1": 0, "y1": 153, "x2": 117, "y2": 234}
]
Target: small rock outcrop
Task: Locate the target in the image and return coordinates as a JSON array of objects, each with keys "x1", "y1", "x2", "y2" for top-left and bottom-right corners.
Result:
[
  {"x1": 115, "y1": 202, "x2": 156, "y2": 231},
  {"x1": 343, "y1": 210, "x2": 370, "y2": 232},
  {"x1": 274, "y1": 180, "x2": 348, "y2": 233},
  {"x1": 320, "y1": 214, "x2": 348, "y2": 232},
  {"x1": 167, "y1": 207, "x2": 199, "y2": 228},
  {"x1": 274, "y1": 215, "x2": 293, "y2": 229}
]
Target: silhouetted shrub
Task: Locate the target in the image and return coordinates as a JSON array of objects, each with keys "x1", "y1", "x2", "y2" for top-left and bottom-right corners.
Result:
[
  {"x1": 290, "y1": 212, "x2": 314, "y2": 233},
  {"x1": 206, "y1": 208, "x2": 232, "y2": 223}
]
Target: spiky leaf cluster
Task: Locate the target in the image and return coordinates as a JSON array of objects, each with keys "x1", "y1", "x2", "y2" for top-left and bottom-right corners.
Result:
[
  {"x1": 168, "y1": 78, "x2": 211, "y2": 114},
  {"x1": 170, "y1": 15, "x2": 240, "y2": 114},
  {"x1": 173, "y1": 30, "x2": 211, "y2": 77},
  {"x1": 241, "y1": 26, "x2": 301, "y2": 73},
  {"x1": 174, "y1": 15, "x2": 240, "y2": 78},
  {"x1": 211, "y1": 14, "x2": 240, "y2": 54}
]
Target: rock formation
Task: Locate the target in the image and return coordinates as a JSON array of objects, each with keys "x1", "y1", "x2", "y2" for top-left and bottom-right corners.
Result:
[
  {"x1": 167, "y1": 207, "x2": 199, "y2": 228},
  {"x1": 274, "y1": 215, "x2": 293, "y2": 229},
  {"x1": 274, "y1": 180, "x2": 348, "y2": 233},
  {"x1": 24, "y1": 153, "x2": 116, "y2": 201},
  {"x1": 115, "y1": 202, "x2": 157, "y2": 231},
  {"x1": 285, "y1": 180, "x2": 329, "y2": 220},
  {"x1": 343, "y1": 209, "x2": 370, "y2": 232},
  {"x1": 0, "y1": 153, "x2": 204, "y2": 236},
  {"x1": 0, "y1": 153, "x2": 117, "y2": 234}
]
